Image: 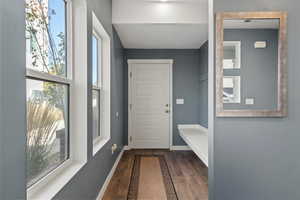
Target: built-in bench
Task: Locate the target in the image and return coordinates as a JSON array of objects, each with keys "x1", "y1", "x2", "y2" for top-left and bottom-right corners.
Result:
[{"x1": 178, "y1": 124, "x2": 208, "y2": 167}]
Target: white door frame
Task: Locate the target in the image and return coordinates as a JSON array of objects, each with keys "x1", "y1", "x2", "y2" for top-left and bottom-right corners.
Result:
[{"x1": 128, "y1": 59, "x2": 173, "y2": 149}]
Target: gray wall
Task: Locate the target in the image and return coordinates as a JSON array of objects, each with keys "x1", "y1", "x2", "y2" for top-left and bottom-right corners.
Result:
[
  {"x1": 213, "y1": 0, "x2": 300, "y2": 199},
  {"x1": 124, "y1": 49, "x2": 207, "y2": 146},
  {"x1": 0, "y1": 1, "x2": 4, "y2": 197},
  {"x1": 0, "y1": 0, "x2": 125, "y2": 199},
  {"x1": 0, "y1": 0, "x2": 27, "y2": 199},
  {"x1": 54, "y1": 1, "x2": 125, "y2": 199},
  {"x1": 223, "y1": 29, "x2": 278, "y2": 110},
  {"x1": 199, "y1": 41, "x2": 209, "y2": 128}
]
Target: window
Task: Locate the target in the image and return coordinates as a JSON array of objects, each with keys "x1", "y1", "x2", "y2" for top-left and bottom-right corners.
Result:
[
  {"x1": 26, "y1": 0, "x2": 88, "y2": 199},
  {"x1": 92, "y1": 34, "x2": 102, "y2": 141},
  {"x1": 26, "y1": 79, "x2": 69, "y2": 187},
  {"x1": 223, "y1": 76, "x2": 241, "y2": 103},
  {"x1": 25, "y1": 0, "x2": 71, "y2": 188},
  {"x1": 26, "y1": 0, "x2": 67, "y2": 76},
  {"x1": 92, "y1": 12, "x2": 111, "y2": 155},
  {"x1": 223, "y1": 41, "x2": 241, "y2": 69}
]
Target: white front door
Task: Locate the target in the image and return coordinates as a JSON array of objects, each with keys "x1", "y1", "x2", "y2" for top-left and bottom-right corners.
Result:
[{"x1": 128, "y1": 60, "x2": 172, "y2": 149}]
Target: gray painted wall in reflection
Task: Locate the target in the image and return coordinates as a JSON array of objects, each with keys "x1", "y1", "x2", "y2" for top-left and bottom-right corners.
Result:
[{"x1": 223, "y1": 29, "x2": 278, "y2": 110}]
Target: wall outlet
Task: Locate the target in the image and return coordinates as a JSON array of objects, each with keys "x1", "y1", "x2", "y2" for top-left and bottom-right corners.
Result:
[
  {"x1": 176, "y1": 99, "x2": 184, "y2": 104},
  {"x1": 111, "y1": 144, "x2": 118, "y2": 154},
  {"x1": 245, "y1": 98, "x2": 255, "y2": 105}
]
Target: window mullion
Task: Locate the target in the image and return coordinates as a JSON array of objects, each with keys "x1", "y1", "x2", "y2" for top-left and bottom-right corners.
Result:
[
  {"x1": 26, "y1": 68, "x2": 72, "y2": 85},
  {"x1": 92, "y1": 86, "x2": 101, "y2": 91}
]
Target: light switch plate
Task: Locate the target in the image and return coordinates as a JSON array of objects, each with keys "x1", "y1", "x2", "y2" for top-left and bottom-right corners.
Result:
[
  {"x1": 245, "y1": 98, "x2": 255, "y2": 105},
  {"x1": 255, "y1": 41, "x2": 267, "y2": 48},
  {"x1": 176, "y1": 99, "x2": 184, "y2": 104}
]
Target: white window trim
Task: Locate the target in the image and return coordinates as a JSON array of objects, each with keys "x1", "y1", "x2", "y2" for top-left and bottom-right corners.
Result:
[
  {"x1": 27, "y1": 0, "x2": 88, "y2": 199},
  {"x1": 92, "y1": 12, "x2": 111, "y2": 156}
]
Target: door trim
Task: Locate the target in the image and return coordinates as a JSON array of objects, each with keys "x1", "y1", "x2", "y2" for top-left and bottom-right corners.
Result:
[{"x1": 128, "y1": 59, "x2": 173, "y2": 149}]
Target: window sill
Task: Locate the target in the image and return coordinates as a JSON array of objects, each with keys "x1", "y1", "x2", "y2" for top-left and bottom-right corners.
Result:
[
  {"x1": 93, "y1": 137, "x2": 110, "y2": 156},
  {"x1": 27, "y1": 159, "x2": 86, "y2": 200}
]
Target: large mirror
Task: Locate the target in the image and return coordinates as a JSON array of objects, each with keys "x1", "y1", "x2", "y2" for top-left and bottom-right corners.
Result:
[{"x1": 216, "y1": 12, "x2": 288, "y2": 117}]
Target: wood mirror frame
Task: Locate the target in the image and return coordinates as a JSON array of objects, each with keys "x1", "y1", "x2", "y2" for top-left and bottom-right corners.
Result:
[{"x1": 216, "y1": 12, "x2": 288, "y2": 117}]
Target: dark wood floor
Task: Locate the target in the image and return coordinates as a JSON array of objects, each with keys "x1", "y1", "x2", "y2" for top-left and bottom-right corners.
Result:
[{"x1": 102, "y1": 149, "x2": 208, "y2": 200}]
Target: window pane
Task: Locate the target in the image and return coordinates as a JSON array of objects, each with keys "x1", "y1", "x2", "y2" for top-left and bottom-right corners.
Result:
[
  {"x1": 26, "y1": 0, "x2": 67, "y2": 76},
  {"x1": 26, "y1": 79, "x2": 69, "y2": 187},
  {"x1": 92, "y1": 35, "x2": 98, "y2": 86},
  {"x1": 92, "y1": 90, "x2": 100, "y2": 139}
]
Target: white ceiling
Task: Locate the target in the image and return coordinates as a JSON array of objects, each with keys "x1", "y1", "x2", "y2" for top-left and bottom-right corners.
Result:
[
  {"x1": 112, "y1": 0, "x2": 208, "y2": 49},
  {"x1": 114, "y1": 23, "x2": 208, "y2": 49}
]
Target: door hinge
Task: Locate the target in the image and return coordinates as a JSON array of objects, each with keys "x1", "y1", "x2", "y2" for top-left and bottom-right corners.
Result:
[
  {"x1": 130, "y1": 72, "x2": 132, "y2": 78},
  {"x1": 130, "y1": 136, "x2": 132, "y2": 142},
  {"x1": 129, "y1": 104, "x2": 132, "y2": 110}
]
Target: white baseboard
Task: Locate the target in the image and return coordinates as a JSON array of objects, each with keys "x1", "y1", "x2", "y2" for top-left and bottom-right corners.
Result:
[
  {"x1": 123, "y1": 145, "x2": 131, "y2": 150},
  {"x1": 124, "y1": 145, "x2": 190, "y2": 151},
  {"x1": 170, "y1": 145, "x2": 191, "y2": 151},
  {"x1": 96, "y1": 147, "x2": 125, "y2": 200}
]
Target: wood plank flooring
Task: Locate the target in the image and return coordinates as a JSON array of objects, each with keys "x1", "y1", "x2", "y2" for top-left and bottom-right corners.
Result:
[{"x1": 102, "y1": 149, "x2": 208, "y2": 200}]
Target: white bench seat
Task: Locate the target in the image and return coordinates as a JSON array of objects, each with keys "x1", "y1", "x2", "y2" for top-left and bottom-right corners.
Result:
[{"x1": 178, "y1": 124, "x2": 208, "y2": 167}]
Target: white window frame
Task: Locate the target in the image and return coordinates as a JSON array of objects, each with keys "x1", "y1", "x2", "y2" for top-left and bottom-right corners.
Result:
[
  {"x1": 92, "y1": 12, "x2": 111, "y2": 156},
  {"x1": 223, "y1": 76, "x2": 241, "y2": 104},
  {"x1": 26, "y1": 0, "x2": 88, "y2": 199},
  {"x1": 223, "y1": 41, "x2": 241, "y2": 69}
]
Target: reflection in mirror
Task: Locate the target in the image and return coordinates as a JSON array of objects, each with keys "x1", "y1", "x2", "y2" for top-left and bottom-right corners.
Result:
[
  {"x1": 223, "y1": 76, "x2": 240, "y2": 103},
  {"x1": 216, "y1": 12, "x2": 288, "y2": 117},
  {"x1": 222, "y1": 18, "x2": 279, "y2": 109},
  {"x1": 223, "y1": 41, "x2": 241, "y2": 69}
]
